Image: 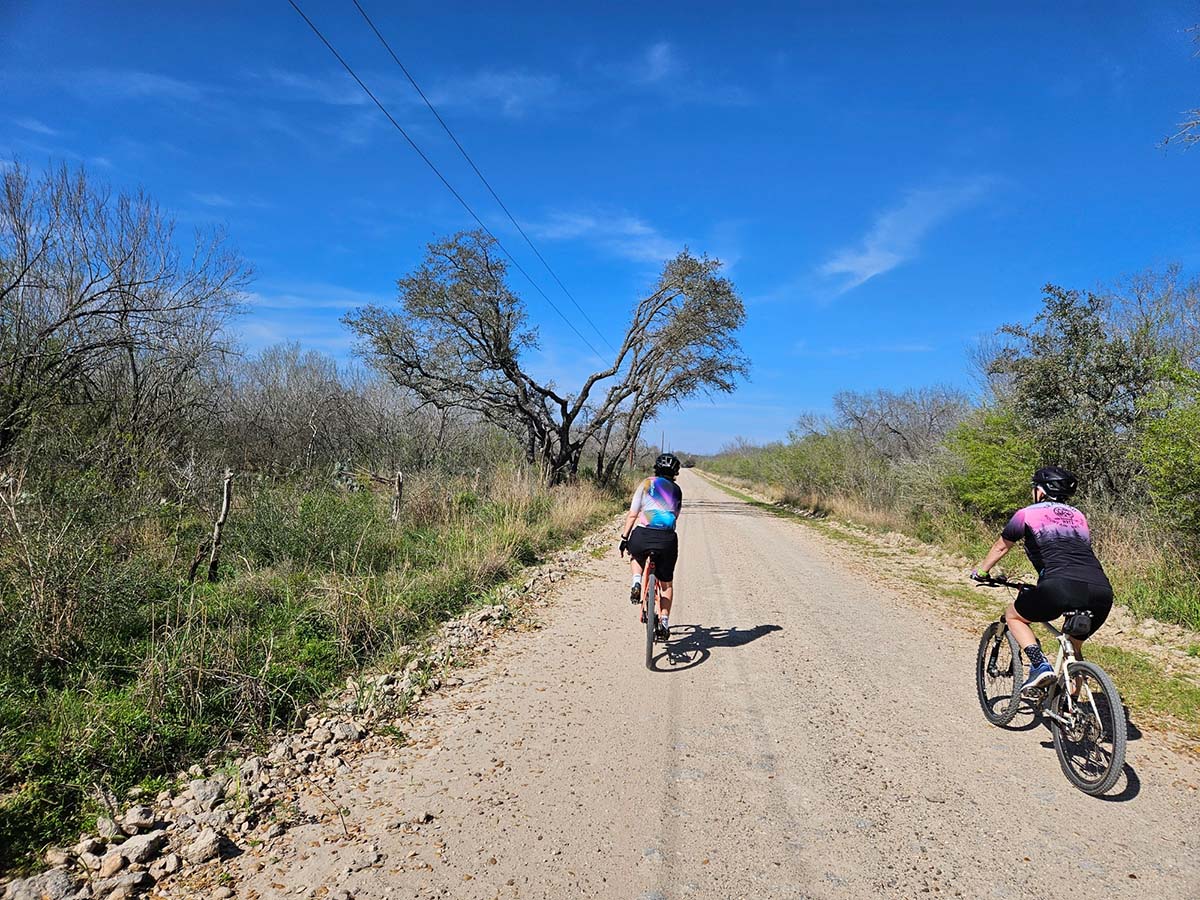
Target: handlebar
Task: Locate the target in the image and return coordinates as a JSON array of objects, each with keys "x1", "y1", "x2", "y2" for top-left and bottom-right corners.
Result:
[{"x1": 970, "y1": 572, "x2": 1033, "y2": 589}]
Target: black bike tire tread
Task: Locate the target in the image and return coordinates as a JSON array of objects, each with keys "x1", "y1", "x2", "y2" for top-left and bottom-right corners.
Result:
[
  {"x1": 644, "y1": 573, "x2": 656, "y2": 670},
  {"x1": 976, "y1": 621, "x2": 1022, "y2": 726},
  {"x1": 1051, "y1": 660, "x2": 1127, "y2": 795}
]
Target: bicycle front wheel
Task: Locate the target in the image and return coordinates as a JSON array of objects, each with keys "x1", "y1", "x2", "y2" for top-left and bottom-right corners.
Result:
[
  {"x1": 644, "y1": 573, "x2": 656, "y2": 670},
  {"x1": 976, "y1": 620, "x2": 1022, "y2": 725},
  {"x1": 1050, "y1": 660, "x2": 1126, "y2": 795}
]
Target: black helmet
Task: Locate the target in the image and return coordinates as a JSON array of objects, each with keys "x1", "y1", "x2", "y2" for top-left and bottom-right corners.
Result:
[
  {"x1": 1032, "y1": 466, "x2": 1077, "y2": 502},
  {"x1": 654, "y1": 453, "x2": 681, "y2": 478}
]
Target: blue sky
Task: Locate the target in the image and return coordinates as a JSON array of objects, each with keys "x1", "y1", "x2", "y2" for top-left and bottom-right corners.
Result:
[{"x1": 2, "y1": 1, "x2": 1199, "y2": 452}]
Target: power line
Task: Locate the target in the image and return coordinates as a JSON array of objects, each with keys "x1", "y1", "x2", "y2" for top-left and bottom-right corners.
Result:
[
  {"x1": 284, "y1": 0, "x2": 605, "y2": 359},
  {"x1": 349, "y1": 0, "x2": 617, "y2": 354}
]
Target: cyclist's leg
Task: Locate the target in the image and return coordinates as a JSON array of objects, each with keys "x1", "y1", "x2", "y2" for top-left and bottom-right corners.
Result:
[
  {"x1": 658, "y1": 580, "x2": 673, "y2": 617},
  {"x1": 655, "y1": 533, "x2": 679, "y2": 621},
  {"x1": 1005, "y1": 600, "x2": 1039, "y2": 649},
  {"x1": 629, "y1": 555, "x2": 644, "y2": 580},
  {"x1": 626, "y1": 528, "x2": 650, "y2": 601},
  {"x1": 1010, "y1": 583, "x2": 1065, "y2": 687}
]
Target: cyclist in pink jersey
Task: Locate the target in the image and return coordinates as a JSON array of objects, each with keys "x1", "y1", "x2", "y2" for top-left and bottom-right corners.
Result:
[
  {"x1": 971, "y1": 466, "x2": 1113, "y2": 695},
  {"x1": 619, "y1": 453, "x2": 683, "y2": 640}
]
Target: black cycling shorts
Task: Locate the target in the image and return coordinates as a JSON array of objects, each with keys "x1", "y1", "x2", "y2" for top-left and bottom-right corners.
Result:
[
  {"x1": 1014, "y1": 577, "x2": 1113, "y2": 638},
  {"x1": 627, "y1": 526, "x2": 679, "y2": 582}
]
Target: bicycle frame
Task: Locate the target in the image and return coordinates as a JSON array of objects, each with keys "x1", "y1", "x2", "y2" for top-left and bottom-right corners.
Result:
[
  {"x1": 640, "y1": 555, "x2": 660, "y2": 620},
  {"x1": 1039, "y1": 621, "x2": 1101, "y2": 730}
]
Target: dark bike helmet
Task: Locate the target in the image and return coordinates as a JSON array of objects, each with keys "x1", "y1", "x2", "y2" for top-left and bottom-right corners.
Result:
[
  {"x1": 1032, "y1": 466, "x2": 1078, "y2": 502},
  {"x1": 654, "y1": 453, "x2": 681, "y2": 479}
]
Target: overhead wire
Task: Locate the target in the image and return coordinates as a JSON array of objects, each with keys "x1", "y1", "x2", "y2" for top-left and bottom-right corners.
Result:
[
  {"x1": 284, "y1": 0, "x2": 605, "y2": 359},
  {"x1": 348, "y1": 0, "x2": 617, "y2": 354}
]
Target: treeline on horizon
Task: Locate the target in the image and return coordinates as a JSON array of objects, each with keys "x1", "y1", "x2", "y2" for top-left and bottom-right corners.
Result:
[{"x1": 705, "y1": 269, "x2": 1200, "y2": 632}]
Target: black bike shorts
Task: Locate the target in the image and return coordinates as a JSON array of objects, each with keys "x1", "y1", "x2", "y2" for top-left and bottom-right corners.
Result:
[
  {"x1": 628, "y1": 526, "x2": 679, "y2": 582},
  {"x1": 1014, "y1": 577, "x2": 1113, "y2": 638}
]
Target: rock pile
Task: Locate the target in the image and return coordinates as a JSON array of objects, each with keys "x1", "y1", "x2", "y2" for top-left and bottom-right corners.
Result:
[{"x1": 2, "y1": 525, "x2": 615, "y2": 900}]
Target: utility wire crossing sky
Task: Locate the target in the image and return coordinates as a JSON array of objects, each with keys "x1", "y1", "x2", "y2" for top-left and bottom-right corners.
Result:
[{"x1": 1, "y1": 1, "x2": 1198, "y2": 451}]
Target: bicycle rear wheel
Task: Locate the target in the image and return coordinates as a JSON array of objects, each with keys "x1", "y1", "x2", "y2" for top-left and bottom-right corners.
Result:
[
  {"x1": 1050, "y1": 660, "x2": 1126, "y2": 795},
  {"x1": 644, "y1": 572, "x2": 657, "y2": 670},
  {"x1": 976, "y1": 620, "x2": 1022, "y2": 725}
]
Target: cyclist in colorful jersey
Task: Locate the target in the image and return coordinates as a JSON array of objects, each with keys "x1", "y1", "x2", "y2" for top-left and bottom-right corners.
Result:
[
  {"x1": 619, "y1": 453, "x2": 683, "y2": 640},
  {"x1": 971, "y1": 466, "x2": 1114, "y2": 694}
]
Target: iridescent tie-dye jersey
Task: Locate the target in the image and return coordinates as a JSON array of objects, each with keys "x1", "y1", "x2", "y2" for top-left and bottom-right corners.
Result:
[
  {"x1": 630, "y1": 476, "x2": 683, "y2": 530},
  {"x1": 1001, "y1": 502, "x2": 1109, "y2": 586}
]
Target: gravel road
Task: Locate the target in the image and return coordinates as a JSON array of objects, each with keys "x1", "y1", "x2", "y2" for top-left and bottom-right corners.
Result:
[{"x1": 230, "y1": 471, "x2": 1200, "y2": 900}]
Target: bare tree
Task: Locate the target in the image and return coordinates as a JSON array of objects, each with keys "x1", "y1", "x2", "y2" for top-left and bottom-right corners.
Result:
[
  {"x1": 0, "y1": 160, "x2": 249, "y2": 465},
  {"x1": 1100, "y1": 264, "x2": 1200, "y2": 369},
  {"x1": 833, "y1": 386, "x2": 970, "y2": 462},
  {"x1": 344, "y1": 231, "x2": 748, "y2": 484},
  {"x1": 1161, "y1": 25, "x2": 1200, "y2": 149}
]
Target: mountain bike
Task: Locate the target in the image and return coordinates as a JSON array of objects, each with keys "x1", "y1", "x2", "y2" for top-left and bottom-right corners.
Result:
[{"x1": 973, "y1": 574, "x2": 1126, "y2": 795}]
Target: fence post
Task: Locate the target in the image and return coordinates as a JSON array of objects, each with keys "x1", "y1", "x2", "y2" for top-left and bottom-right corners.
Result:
[
  {"x1": 391, "y1": 470, "x2": 404, "y2": 522},
  {"x1": 206, "y1": 469, "x2": 233, "y2": 582}
]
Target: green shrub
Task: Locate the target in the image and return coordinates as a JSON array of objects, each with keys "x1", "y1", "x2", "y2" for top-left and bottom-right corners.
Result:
[
  {"x1": 944, "y1": 407, "x2": 1040, "y2": 518},
  {"x1": 1138, "y1": 363, "x2": 1200, "y2": 545}
]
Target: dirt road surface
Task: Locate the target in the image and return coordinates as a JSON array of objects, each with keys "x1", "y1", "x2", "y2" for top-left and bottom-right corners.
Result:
[{"x1": 228, "y1": 471, "x2": 1200, "y2": 900}]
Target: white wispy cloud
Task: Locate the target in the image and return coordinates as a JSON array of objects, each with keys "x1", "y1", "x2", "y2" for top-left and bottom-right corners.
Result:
[
  {"x1": 13, "y1": 117, "x2": 59, "y2": 136},
  {"x1": 246, "y1": 282, "x2": 387, "y2": 312},
  {"x1": 427, "y1": 70, "x2": 563, "y2": 117},
  {"x1": 607, "y1": 41, "x2": 752, "y2": 106},
  {"x1": 238, "y1": 314, "x2": 357, "y2": 356},
  {"x1": 70, "y1": 69, "x2": 209, "y2": 102},
  {"x1": 633, "y1": 42, "x2": 682, "y2": 84},
  {"x1": 529, "y1": 211, "x2": 679, "y2": 264},
  {"x1": 817, "y1": 178, "x2": 993, "y2": 295},
  {"x1": 254, "y1": 65, "x2": 561, "y2": 120},
  {"x1": 255, "y1": 67, "x2": 372, "y2": 107},
  {"x1": 793, "y1": 340, "x2": 935, "y2": 358},
  {"x1": 190, "y1": 192, "x2": 234, "y2": 208}
]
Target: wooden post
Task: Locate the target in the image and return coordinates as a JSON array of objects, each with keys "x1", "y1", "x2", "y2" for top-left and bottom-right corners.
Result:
[
  {"x1": 206, "y1": 469, "x2": 233, "y2": 583},
  {"x1": 391, "y1": 470, "x2": 404, "y2": 522}
]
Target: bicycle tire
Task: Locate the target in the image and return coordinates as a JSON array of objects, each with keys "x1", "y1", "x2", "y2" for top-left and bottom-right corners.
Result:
[
  {"x1": 1050, "y1": 660, "x2": 1126, "y2": 795},
  {"x1": 644, "y1": 572, "x2": 657, "y2": 670},
  {"x1": 976, "y1": 620, "x2": 1022, "y2": 725}
]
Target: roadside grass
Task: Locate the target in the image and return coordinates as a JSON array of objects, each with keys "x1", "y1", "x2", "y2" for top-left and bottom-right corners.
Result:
[
  {"x1": 697, "y1": 470, "x2": 1200, "y2": 743},
  {"x1": 0, "y1": 469, "x2": 620, "y2": 873},
  {"x1": 1079, "y1": 645, "x2": 1200, "y2": 740}
]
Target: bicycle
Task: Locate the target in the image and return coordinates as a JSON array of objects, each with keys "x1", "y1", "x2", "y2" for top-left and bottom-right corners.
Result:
[
  {"x1": 972, "y1": 573, "x2": 1127, "y2": 795},
  {"x1": 626, "y1": 550, "x2": 667, "y2": 670}
]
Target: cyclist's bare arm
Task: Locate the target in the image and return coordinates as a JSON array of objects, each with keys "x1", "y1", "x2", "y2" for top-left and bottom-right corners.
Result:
[
  {"x1": 620, "y1": 509, "x2": 638, "y2": 538},
  {"x1": 976, "y1": 537, "x2": 1015, "y2": 575}
]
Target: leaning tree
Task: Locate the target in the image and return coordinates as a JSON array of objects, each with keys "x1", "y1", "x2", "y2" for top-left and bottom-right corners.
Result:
[{"x1": 344, "y1": 230, "x2": 748, "y2": 484}]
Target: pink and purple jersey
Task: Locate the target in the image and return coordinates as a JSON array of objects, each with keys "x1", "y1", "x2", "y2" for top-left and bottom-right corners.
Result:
[
  {"x1": 629, "y1": 476, "x2": 683, "y2": 530},
  {"x1": 1001, "y1": 502, "x2": 1109, "y2": 587}
]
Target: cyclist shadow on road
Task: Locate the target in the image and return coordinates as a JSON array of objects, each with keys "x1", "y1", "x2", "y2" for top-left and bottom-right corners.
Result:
[{"x1": 650, "y1": 623, "x2": 782, "y2": 673}]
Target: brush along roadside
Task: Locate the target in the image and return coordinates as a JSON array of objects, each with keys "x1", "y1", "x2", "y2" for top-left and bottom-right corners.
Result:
[{"x1": 0, "y1": 519, "x2": 621, "y2": 900}]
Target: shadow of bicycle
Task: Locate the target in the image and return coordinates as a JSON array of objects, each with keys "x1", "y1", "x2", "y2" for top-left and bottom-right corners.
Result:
[{"x1": 649, "y1": 623, "x2": 782, "y2": 672}]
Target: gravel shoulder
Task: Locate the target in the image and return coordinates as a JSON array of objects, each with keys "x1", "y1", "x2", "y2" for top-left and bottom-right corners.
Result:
[{"x1": 188, "y1": 472, "x2": 1200, "y2": 898}]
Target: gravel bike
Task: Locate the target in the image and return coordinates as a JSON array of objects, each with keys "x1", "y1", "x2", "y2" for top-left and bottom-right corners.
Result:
[
  {"x1": 631, "y1": 552, "x2": 667, "y2": 670},
  {"x1": 972, "y1": 574, "x2": 1126, "y2": 795}
]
